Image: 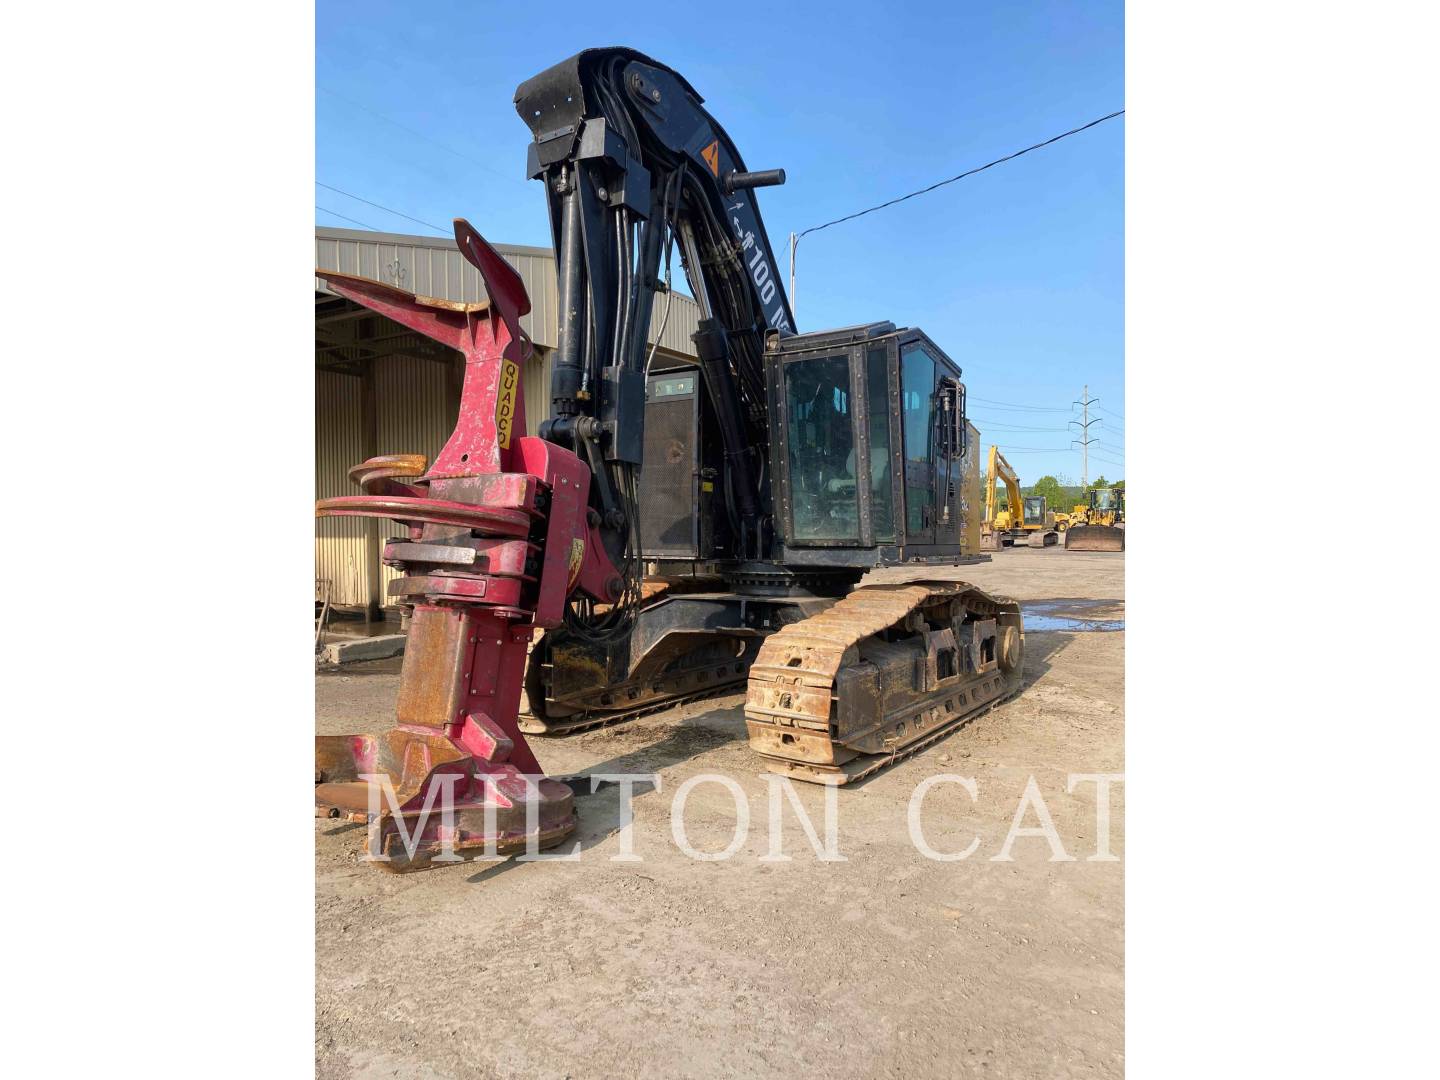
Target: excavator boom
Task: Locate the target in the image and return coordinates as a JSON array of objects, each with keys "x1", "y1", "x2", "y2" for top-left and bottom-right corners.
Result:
[{"x1": 981, "y1": 446, "x2": 1055, "y2": 548}]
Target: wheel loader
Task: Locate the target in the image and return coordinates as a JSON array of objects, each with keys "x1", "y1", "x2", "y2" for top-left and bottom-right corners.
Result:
[
  {"x1": 1063, "y1": 486, "x2": 1126, "y2": 551},
  {"x1": 313, "y1": 47, "x2": 1026, "y2": 869}
]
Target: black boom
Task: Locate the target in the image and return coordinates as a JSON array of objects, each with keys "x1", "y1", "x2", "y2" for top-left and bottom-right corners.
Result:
[{"x1": 516, "y1": 47, "x2": 795, "y2": 637}]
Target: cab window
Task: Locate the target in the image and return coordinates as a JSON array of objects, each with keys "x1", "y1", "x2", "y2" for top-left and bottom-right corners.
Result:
[
  {"x1": 900, "y1": 343, "x2": 936, "y2": 534},
  {"x1": 785, "y1": 355, "x2": 858, "y2": 540}
]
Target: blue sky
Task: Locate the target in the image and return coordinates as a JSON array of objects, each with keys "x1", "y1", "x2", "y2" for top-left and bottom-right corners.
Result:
[{"x1": 317, "y1": 1, "x2": 1124, "y2": 484}]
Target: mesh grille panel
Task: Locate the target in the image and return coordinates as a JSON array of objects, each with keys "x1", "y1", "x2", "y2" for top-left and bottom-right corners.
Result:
[{"x1": 640, "y1": 394, "x2": 697, "y2": 557}]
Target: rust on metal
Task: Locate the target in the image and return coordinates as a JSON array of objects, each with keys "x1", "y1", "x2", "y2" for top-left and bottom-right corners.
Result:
[
  {"x1": 395, "y1": 606, "x2": 472, "y2": 730},
  {"x1": 744, "y1": 579, "x2": 1024, "y2": 784},
  {"x1": 315, "y1": 495, "x2": 533, "y2": 535},
  {"x1": 348, "y1": 454, "x2": 429, "y2": 494},
  {"x1": 317, "y1": 269, "x2": 492, "y2": 316}
]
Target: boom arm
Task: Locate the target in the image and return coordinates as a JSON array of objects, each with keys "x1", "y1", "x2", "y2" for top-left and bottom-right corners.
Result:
[
  {"x1": 984, "y1": 445, "x2": 1023, "y2": 528},
  {"x1": 515, "y1": 48, "x2": 794, "y2": 635}
]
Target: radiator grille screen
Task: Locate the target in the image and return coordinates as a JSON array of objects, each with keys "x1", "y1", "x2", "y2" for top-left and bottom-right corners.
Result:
[{"x1": 639, "y1": 387, "x2": 697, "y2": 557}]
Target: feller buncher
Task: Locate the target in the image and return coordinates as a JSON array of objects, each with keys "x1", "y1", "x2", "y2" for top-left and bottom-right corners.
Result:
[
  {"x1": 313, "y1": 48, "x2": 1026, "y2": 869},
  {"x1": 1064, "y1": 486, "x2": 1125, "y2": 551},
  {"x1": 980, "y1": 445, "x2": 1057, "y2": 550}
]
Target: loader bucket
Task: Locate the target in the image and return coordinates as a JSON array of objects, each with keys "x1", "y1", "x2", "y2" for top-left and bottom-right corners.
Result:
[
  {"x1": 1027, "y1": 530, "x2": 1058, "y2": 548},
  {"x1": 1064, "y1": 524, "x2": 1125, "y2": 552}
]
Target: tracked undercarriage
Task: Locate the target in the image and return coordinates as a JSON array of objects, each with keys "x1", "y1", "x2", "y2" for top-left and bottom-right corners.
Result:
[
  {"x1": 745, "y1": 581, "x2": 1022, "y2": 782},
  {"x1": 519, "y1": 574, "x2": 842, "y2": 735},
  {"x1": 520, "y1": 574, "x2": 1023, "y2": 785}
]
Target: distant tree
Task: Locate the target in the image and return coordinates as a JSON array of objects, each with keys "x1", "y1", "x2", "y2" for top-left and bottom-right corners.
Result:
[
  {"x1": 1026, "y1": 474, "x2": 1066, "y2": 512},
  {"x1": 1081, "y1": 474, "x2": 1124, "y2": 505}
]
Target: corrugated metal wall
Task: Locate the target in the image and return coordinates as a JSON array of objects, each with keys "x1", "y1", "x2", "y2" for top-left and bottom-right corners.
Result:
[
  {"x1": 646, "y1": 283, "x2": 701, "y2": 359},
  {"x1": 315, "y1": 371, "x2": 368, "y2": 607},
  {"x1": 315, "y1": 227, "x2": 698, "y2": 354}
]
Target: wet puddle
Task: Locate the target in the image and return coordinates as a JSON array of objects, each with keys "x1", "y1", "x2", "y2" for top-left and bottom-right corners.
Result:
[{"x1": 1023, "y1": 598, "x2": 1125, "y2": 633}]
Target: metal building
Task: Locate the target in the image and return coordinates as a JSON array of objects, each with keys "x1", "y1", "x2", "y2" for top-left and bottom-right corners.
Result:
[{"x1": 316, "y1": 226, "x2": 700, "y2": 617}]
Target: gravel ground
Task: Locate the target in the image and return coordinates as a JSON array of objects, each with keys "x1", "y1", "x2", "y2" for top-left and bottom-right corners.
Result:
[{"x1": 316, "y1": 545, "x2": 1124, "y2": 1079}]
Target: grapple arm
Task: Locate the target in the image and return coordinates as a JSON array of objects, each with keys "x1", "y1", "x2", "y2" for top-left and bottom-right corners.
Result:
[{"x1": 313, "y1": 221, "x2": 620, "y2": 870}]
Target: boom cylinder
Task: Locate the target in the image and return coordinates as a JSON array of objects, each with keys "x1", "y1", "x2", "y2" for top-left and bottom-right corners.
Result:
[
  {"x1": 552, "y1": 175, "x2": 585, "y2": 416},
  {"x1": 692, "y1": 317, "x2": 760, "y2": 550}
]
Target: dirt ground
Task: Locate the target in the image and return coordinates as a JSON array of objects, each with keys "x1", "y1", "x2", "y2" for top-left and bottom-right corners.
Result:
[{"x1": 316, "y1": 546, "x2": 1124, "y2": 1079}]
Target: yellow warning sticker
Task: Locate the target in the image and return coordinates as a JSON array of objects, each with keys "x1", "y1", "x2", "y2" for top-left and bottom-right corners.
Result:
[
  {"x1": 495, "y1": 358, "x2": 520, "y2": 449},
  {"x1": 567, "y1": 537, "x2": 585, "y2": 589},
  {"x1": 700, "y1": 140, "x2": 720, "y2": 177}
]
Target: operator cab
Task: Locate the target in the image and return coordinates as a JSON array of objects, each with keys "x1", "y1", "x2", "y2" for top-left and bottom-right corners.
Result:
[
  {"x1": 1022, "y1": 495, "x2": 1048, "y2": 528},
  {"x1": 638, "y1": 322, "x2": 980, "y2": 571},
  {"x1": 1090, "y1": 487, "x2": 1121, "y2": 512},
  {"x1": 763, "y1": 321, "x2": 975, "y2": 566}
]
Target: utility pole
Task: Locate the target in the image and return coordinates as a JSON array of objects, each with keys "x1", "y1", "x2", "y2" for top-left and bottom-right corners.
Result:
[
  {"x1": 788, "y1": 231, "x2": 798, "y2": 318},
  {"x1": 1070, "y1": 385, "x2": 1102, "y2": 490}
]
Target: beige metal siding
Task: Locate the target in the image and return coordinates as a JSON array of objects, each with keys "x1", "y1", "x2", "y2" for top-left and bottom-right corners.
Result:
[
  {"x1": 648, "y1": 287, "x2": 700, "y2": 357},
  {"x1": 523, "y1": 346, "x2": 550, "y2": 436},
  {"x1": 315, "y1": 371, "x2": 370, "y2": 607}
]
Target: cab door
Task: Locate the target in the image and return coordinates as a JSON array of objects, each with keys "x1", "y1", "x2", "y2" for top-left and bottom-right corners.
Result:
[
  {"x1": 899, "y1": 342, "x2": 937, "y2": 545},
  {"x1": 901, "y1": 341, "x2": 965, "y2": 547},
  {"x1": 931, "y1": 374, "x2": 963, "y2": 548}
]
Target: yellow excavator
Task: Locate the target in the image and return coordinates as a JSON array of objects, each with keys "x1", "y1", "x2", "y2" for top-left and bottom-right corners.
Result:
[
  {"x1": 1064, "y1": 485, "x2": 1125, "y2": 551},
  {"x1": 981, "y1": 446, "x2": 1057, "y2": 550}
]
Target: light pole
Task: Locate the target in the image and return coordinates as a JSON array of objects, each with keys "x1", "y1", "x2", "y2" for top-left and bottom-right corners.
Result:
[{"x1": 788, "y1": 231, "x2": 798, "y2": 319}]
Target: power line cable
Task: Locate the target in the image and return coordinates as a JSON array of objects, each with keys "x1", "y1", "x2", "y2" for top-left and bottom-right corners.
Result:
[
  {"x1": 315, "y1": 182, "x2": 449, "y2": 236},
  {"x1": 318, "y1": 86, "x2": 524, "y2": 186},
  {"x1": 971, "y1": 395, "x2": 1072, "y2": 411},
  {"x1": 969, "y1": 421, "x2": 1071, "y2": 433},
  {"x1": 971, "y1": 401, "x2": 1074, "y2": 414},
  {"x1": 797, "y1": 109, "x2": 1124, "y2": 239},
  {"x1": 1094, "y1": 409, "x2": 1124, "y2": 434},
  {"x1": 316, "y1": 204, "x2": 382, "y2": 232}
]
